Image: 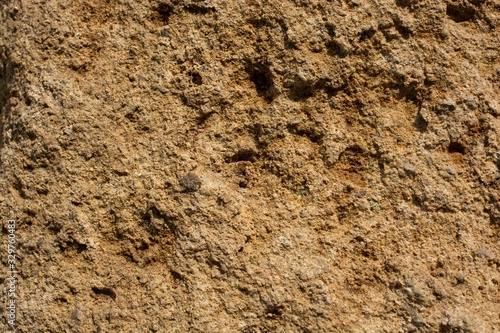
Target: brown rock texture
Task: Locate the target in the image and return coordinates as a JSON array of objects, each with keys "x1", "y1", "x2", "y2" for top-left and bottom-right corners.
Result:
[{"x1": 1, "y1": 0, "x2": 499, "y2": 332}]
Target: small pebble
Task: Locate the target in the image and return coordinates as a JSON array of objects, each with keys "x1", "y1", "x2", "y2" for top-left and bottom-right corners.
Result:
[
  {"x1": 403, "y1": 162, "x2": 417, "y2": 176},
  {"x1": 179, "y1": 172, "x2": 202, "y2": 192},
  {"x1": 465, "y1": 96, "x2": 478, "y2": 110},
  {"x1": 440, "y1": 101, "x2": 457, "y2": 112},
  {"x1": 446, "y1": 166, "x2": 456, "y2": 175},
  {"x1": 456, "y1": 273, "x2": 466, "y2": 284}
]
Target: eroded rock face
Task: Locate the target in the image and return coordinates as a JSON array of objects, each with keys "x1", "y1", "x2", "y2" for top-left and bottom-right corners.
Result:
[{"x1": 0, "y1": 0, "x2": 499, "y2": 332}]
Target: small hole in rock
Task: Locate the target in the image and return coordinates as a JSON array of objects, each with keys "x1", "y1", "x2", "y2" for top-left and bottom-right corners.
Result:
[
  {"x1": 245, "y1": 61, "x2": 276, "y2": 102},
  {"x1": 156, "y1": 3, "x2": 174, "y2": 23},
  {"x1": 414, "y1": 112, "x2": 428, "y2": 132},
  {"x1": 184, "y1": 4, "x2": 216, "y2": 15},
  {"x1": 170, "y1": 269, "x2": 183, "y2": 281},
  {"x1": 446, "y1": 4, "x2": 476, "y2": 23},
  {"x1": 448, "y1": 142, "x2": 466, "y2": 154},
  {"x1": 325, "y1": 22, "x2": 336, "y2": 37},
  {"x1": 189, "y1": 72, "x2": 203, "y2": 85},
  {"x1": 228, "y1": 148, "x2": 258, "y2": 163},
  {"x1": 359, "y1": 28, "x2": 376, "y2": 41},
  {"x1": 92, "y1": 287, "x2": 116, "y2": 300},
  {"x1": 266, "y1": 306, "x2": 283, "y2": 317}
]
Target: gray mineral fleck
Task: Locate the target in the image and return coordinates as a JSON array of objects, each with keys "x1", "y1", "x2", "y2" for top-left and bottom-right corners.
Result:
[
  {"x1": 439, "y1": 100, "x2": 457, "y2": 112},
  {"x1": 179, "y1": 172, "x2": 202, "y2": 192}
]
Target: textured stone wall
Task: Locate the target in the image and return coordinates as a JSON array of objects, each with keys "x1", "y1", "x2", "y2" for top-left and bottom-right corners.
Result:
[{"x1": 0, "y1": 0, "x2": 499, "y2": 332}]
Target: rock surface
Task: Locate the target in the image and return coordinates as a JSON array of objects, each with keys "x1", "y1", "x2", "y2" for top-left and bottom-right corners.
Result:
[{"x1": 1, "y1": 0, "x2": 499, "y2": 332}]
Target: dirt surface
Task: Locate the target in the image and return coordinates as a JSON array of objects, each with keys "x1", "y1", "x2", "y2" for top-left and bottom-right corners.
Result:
[{"x1": 1, "y1": 0, "x2": 499, "y2": 332}]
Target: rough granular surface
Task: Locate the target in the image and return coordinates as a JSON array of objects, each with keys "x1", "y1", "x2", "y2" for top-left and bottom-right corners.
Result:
[{"x1": 0, "y1": 0, "x2": 499, "y2": 332}]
